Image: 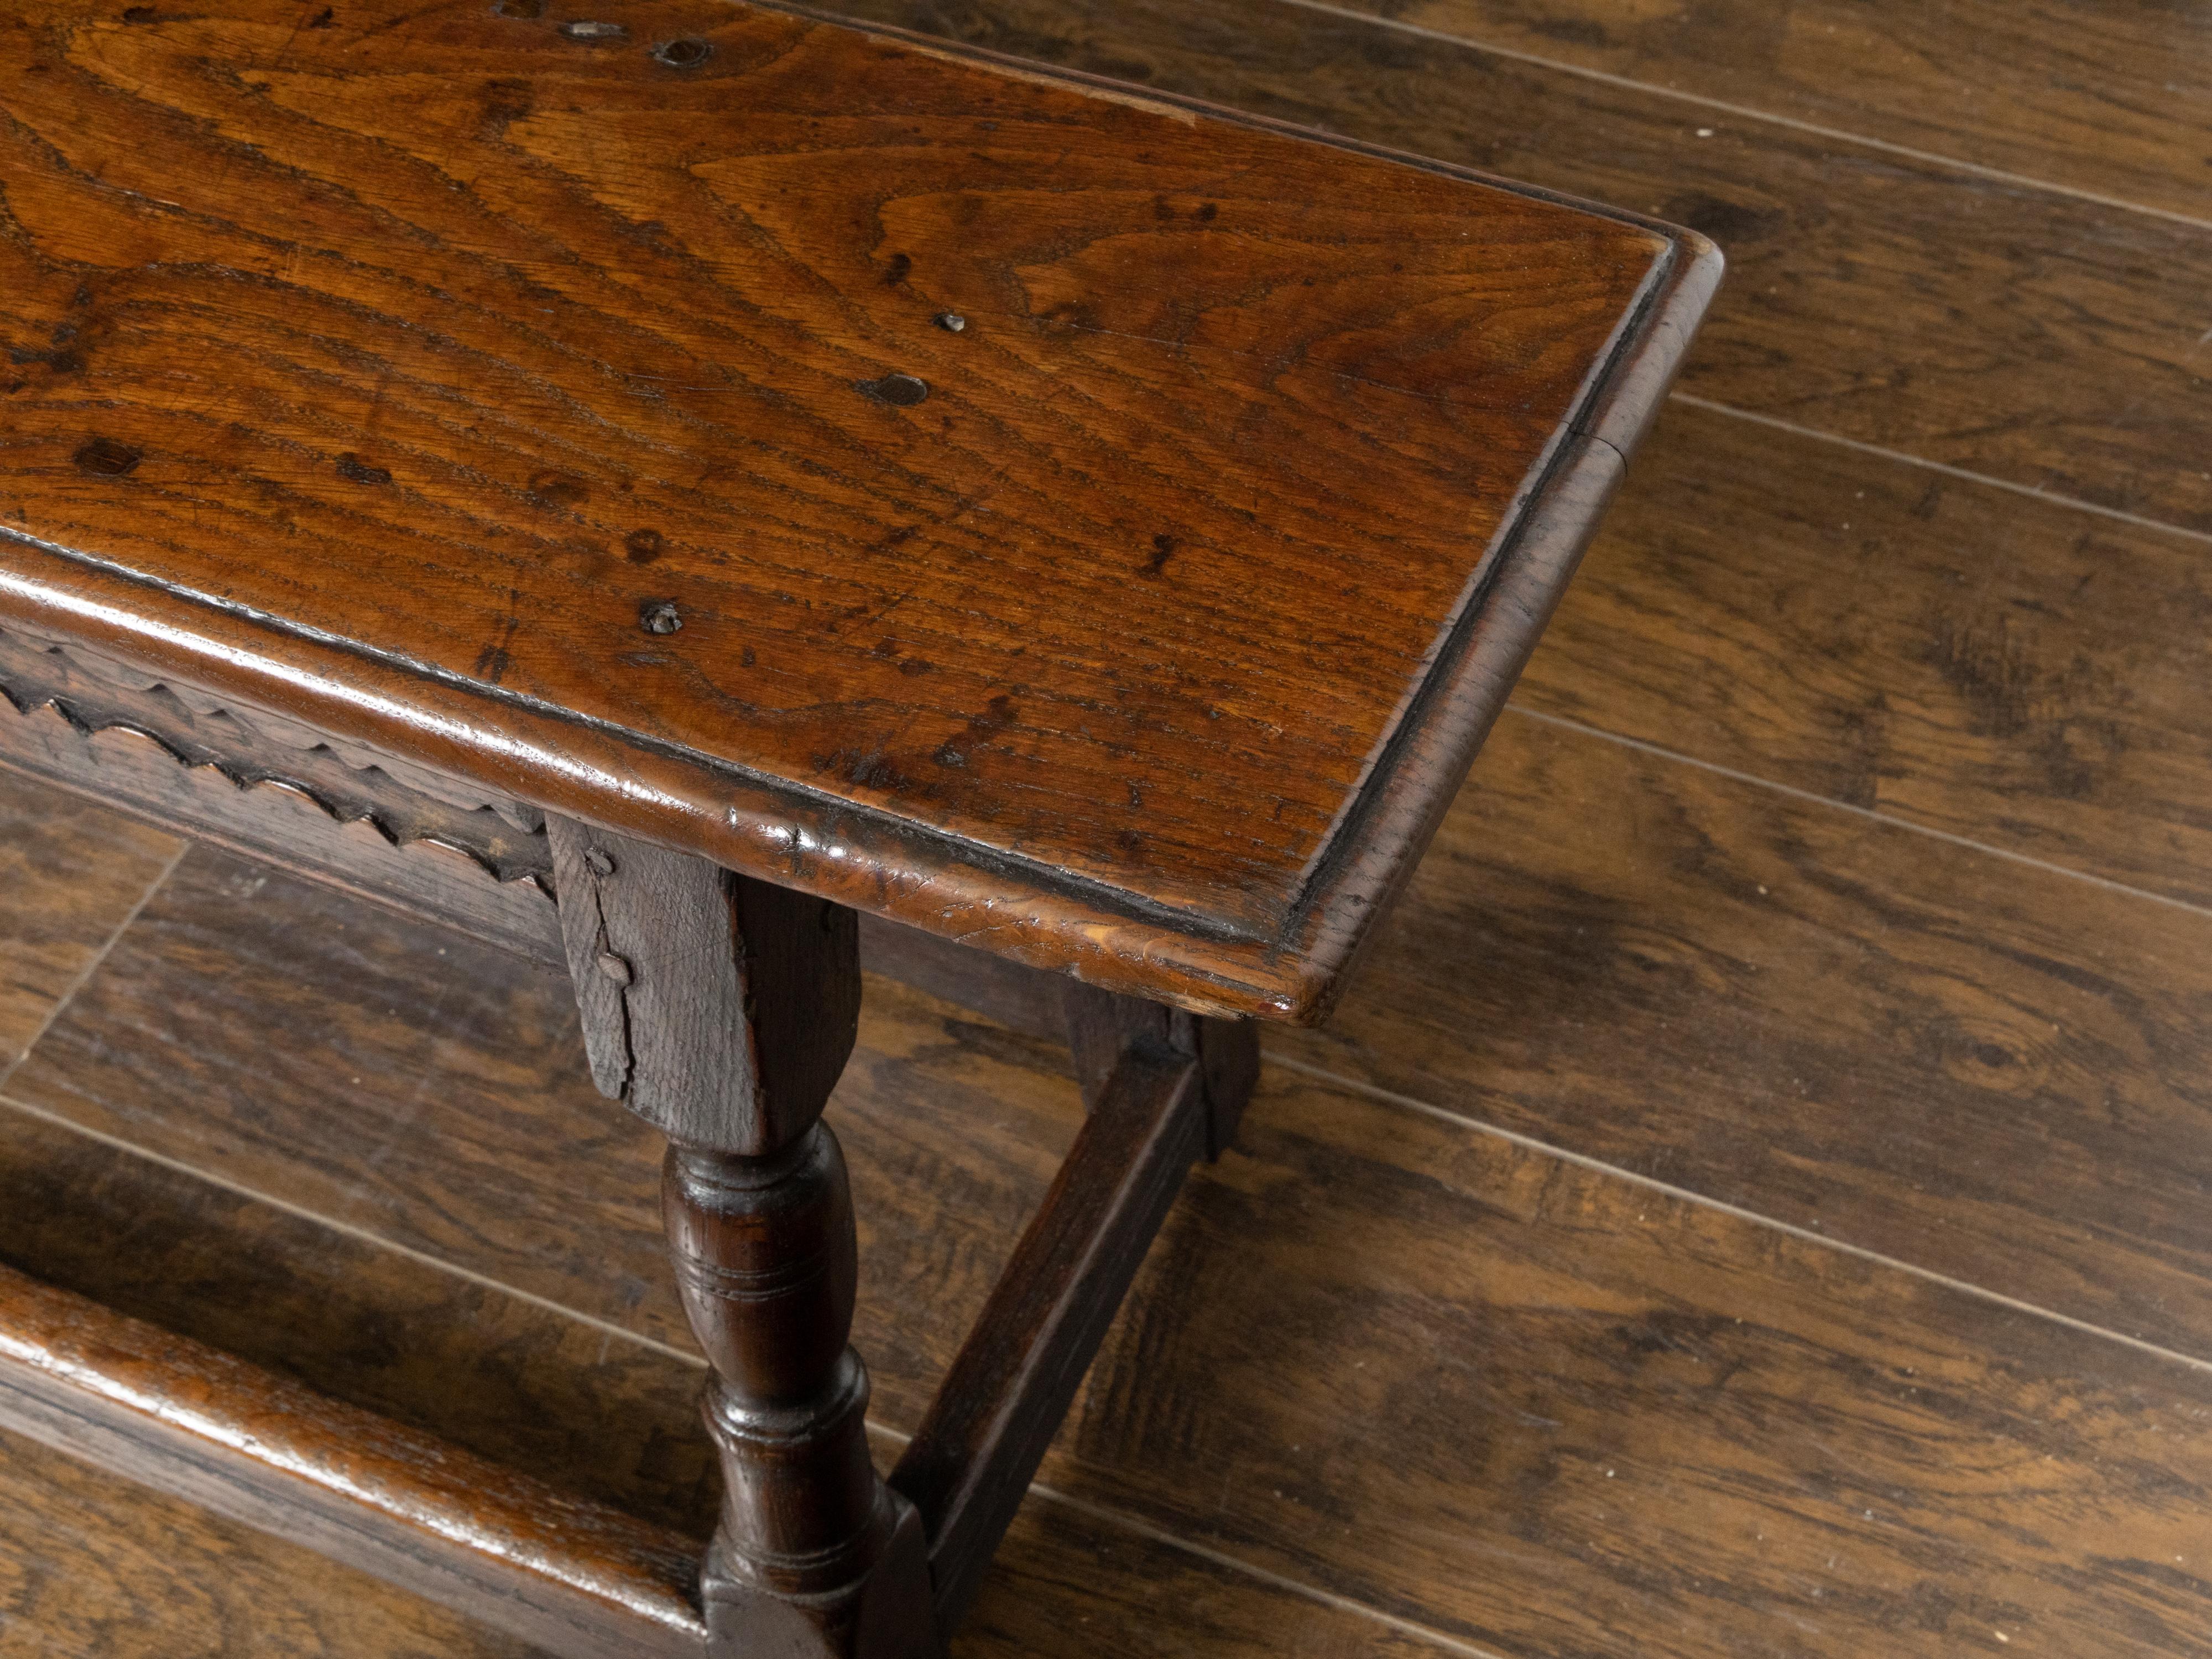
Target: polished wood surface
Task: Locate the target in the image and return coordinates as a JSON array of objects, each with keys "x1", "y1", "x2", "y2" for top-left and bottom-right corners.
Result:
[
  {"x1": 0, "y1": 0, "x2": 1713, "y2": 1018},
  {"x1": 860, "y1": 0, "x2": 2212, "y2": 535},
  {"x1": 547, "y1": 822, "x2": 931, "y2": 1654},
  {"x1": 7, "y1": 832, "x2": 2211, "y2": 1654},
  {"x1": 1296, "y1": 702, "x2": 2212, "y2": 1357},
  {"x1": 858, "y1": 0, "x2": 2212, "y2": 905},
  {"x1": 0, "y1": 1433, "x2": 542, "y2": 1659},
  {"x1": 0, "y1": 1260, "x2": 707, "y2": 1658},
  {"x1": 1524, "y1": 402, "x2": 2212, "y2": 905},
  {"x1": 6, "y1": 0, "x2": 2211, "y2": 1651}
]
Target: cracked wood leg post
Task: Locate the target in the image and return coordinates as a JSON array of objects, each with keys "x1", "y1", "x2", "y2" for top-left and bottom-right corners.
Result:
[{"x1": 547, "y1": 816, "x2": 938, "y2": 1659}]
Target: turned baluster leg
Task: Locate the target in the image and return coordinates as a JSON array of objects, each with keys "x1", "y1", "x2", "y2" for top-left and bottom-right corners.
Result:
[{"x1": 547, "y1": 816, "x2": 936, "y2": 1659}]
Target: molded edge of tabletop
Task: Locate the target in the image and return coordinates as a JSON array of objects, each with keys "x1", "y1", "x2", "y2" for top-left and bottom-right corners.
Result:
[{"x1": 0, "y1": 19, "x2": 1723, "y2": 1025}]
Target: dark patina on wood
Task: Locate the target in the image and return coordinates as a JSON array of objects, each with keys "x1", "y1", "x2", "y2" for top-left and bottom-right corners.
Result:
[
  {"x1": 0, "y1": 0, "x2": 1717, "y2": 1020},
  {"x1": 534, "y1": 820, "x2": 1259, "y2": 1653},
  {"x1": 890, "y1": 999, "x2": 1225, "y2": 1627},
  {"x1": 0, "y1": 1261, "x2": 708, "y2": 1659},
  {"x1": 0, "y1": 624, "x2": 566, "y2": 957},
  {"x1": 549, "y1": 818, "x2": 936, "y2": 1656},
  {"x1": 0, "y1": 0, "x2": 1714, "y2": 1652}
]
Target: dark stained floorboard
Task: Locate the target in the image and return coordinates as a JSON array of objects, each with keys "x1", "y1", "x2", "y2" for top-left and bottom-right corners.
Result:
[
  {"x1": 1327, "y1": 0, "x2": 2212, "y2": 222},
  {"x1": 0, "y1": 1431, "x2": 548, "y2": 1659},
  {"x1": 0, "y1": 1084, "x2": 1452, "y2": 1659},
  {"x1": 1281, "y1": 711, "x2": 2212, "y2": 1358},
  {"x1": 1523, "y1": 402, "x2": 2212, "y2": 907},
  {"x1": 6, "y1": 840, "x2": 2211, "y2": 1656},
  {"x1": 0, "y1": 776, "x2": 176, "y2": 1074},
  {"x1": 5, "y1": 0, "x2": 2211, "y2": 1652},
  {"x1": 1083, "y1": 1067, "x2": 2212, "y2": 1659}
]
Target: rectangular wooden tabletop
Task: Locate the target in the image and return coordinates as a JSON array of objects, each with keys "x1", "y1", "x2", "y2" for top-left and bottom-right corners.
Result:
[{"x1": 0, "y1": 0, "x2": 1717, "y2": 1019}]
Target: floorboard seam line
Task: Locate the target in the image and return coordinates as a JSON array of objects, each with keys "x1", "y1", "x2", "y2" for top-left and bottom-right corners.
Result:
[
  {"x1": 865, "y1": 1418, "x2": 1508, "y2": 1659},
  {"x1": 1500, "y1": 703, "x2": 2212, "y2": 926},
  {"x1": 1022, "y1": 1478, "x2": 1517, "y2": 1659},
  {"x1": 1668, "y1": 394, "x2": 2212, "y2": 549},
  {"x1": 0, "y1": 1087, "x2": 709, "y2": 1371},
  {"x1": 0, "y1": 839, "x2": 188, "y2": 1098},
  {"x1": 0, "y1": 1087, "x2": 1502, "y2": 1659},
  {"x1": 1264, "y1": 1052, "x2": 2212, "y2": 1381},
  {"x1": 1270, "y1": 0, "x2": 2212, "y2": 236}
]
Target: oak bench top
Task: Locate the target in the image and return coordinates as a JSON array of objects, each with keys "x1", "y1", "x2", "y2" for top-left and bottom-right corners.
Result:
[{"x1": 0, "y1": 0, "x2": 1717, "y2": 1019}]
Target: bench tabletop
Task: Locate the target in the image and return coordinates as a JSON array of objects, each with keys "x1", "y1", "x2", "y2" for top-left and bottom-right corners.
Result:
[{"x1": 0, "y1": 0, "x2": 1716, "y2": 1019}]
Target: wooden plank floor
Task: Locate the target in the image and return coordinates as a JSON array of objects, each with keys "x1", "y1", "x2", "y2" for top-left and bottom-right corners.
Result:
[{"x1": 3, "y1": 1, "x2": 2209, "y2": 1655}]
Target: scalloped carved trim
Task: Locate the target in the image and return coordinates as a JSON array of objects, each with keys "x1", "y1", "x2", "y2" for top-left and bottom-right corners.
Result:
[
  {"x1": 1, "y1": 624, "x2": 544, "y2": 833},
  {"x1": 0, "y1": 625, "x2": 551, "y2": 896}
]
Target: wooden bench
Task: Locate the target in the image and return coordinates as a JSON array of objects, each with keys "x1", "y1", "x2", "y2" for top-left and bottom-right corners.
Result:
[{"x1": 0, "y1": 2, "x2": 1718, "y2": 1653}]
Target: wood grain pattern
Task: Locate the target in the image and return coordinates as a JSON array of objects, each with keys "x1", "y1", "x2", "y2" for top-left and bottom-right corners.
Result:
[
  {"x1": 823, "y1": 0, "x2": 2212, "y2": 534},
  {"x1": 1338, "y1": 0, "x2": 2212, "y2": 221},
  {"x1": 0, "y1": 768, "x2": 175, "y2": 1072},
  {"x1": 8, "y1": 837, "x2": 2209, "y2": 1656},
  {"x1": 0, "y1": 0, "x2": 1708, "y2": 1018},
  {"x1": 0, "y1": 1096, "x2": 721, "y2": 1545},
  {"x1": 1519, "y1": 400, "x2": 2212, "y2": 906},
  {"x1": 0, "y1": 1074, "x2": 1442, "y2": 1659},
  {"x1": 0, "y1": 624, "x2": 552, "y2": 858},
  {"x1": 0, "y1": 1431, "x2": 545, "y2": 1659},
  {"x1": 0, "y1": 624, "x2": 566, "y2": 963},
  {"x1": 796, "y1": 0, "x2": 2212, "y2": 938},
  {"x1": 964, "y1": 1498, "x2": 1457, "y2": 1659},
  {"x1": 892, "y1": 1044, "x2": 1203, "y2": 1626},
  {"x1": 785, "y1": 4, "x2": 2212, "y2": 929},
  {"x1": 0, "y1": 1423, "x2": 1448, "y2": 1659},
  {"x1": 0, "y1": 1261, "x2": 708, "y2": 1659},
  {"x1": 0, "y1": 1, "x2": 2204, "y2": 1651},
  {"x1": 1288, "y1": 711, "x2": 2212, "y2": 1357},
  {"x1": 4, "y1": 846, "x2": 802, "y2": 1364},
  {"x1": 1078, "y1": 1067, "x2": 2212, "y2": 1658}
]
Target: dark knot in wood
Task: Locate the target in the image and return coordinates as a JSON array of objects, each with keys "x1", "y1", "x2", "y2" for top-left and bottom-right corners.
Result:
[
  {"x1": 854, "y1": 373, "x2": 927, "y2": 407},
  {"x1": 71, "y1": 436, "x2": 141, "y2": 476},
  {"x1": 652, "y1": 37, "x2": 712, "y2": 69}
]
